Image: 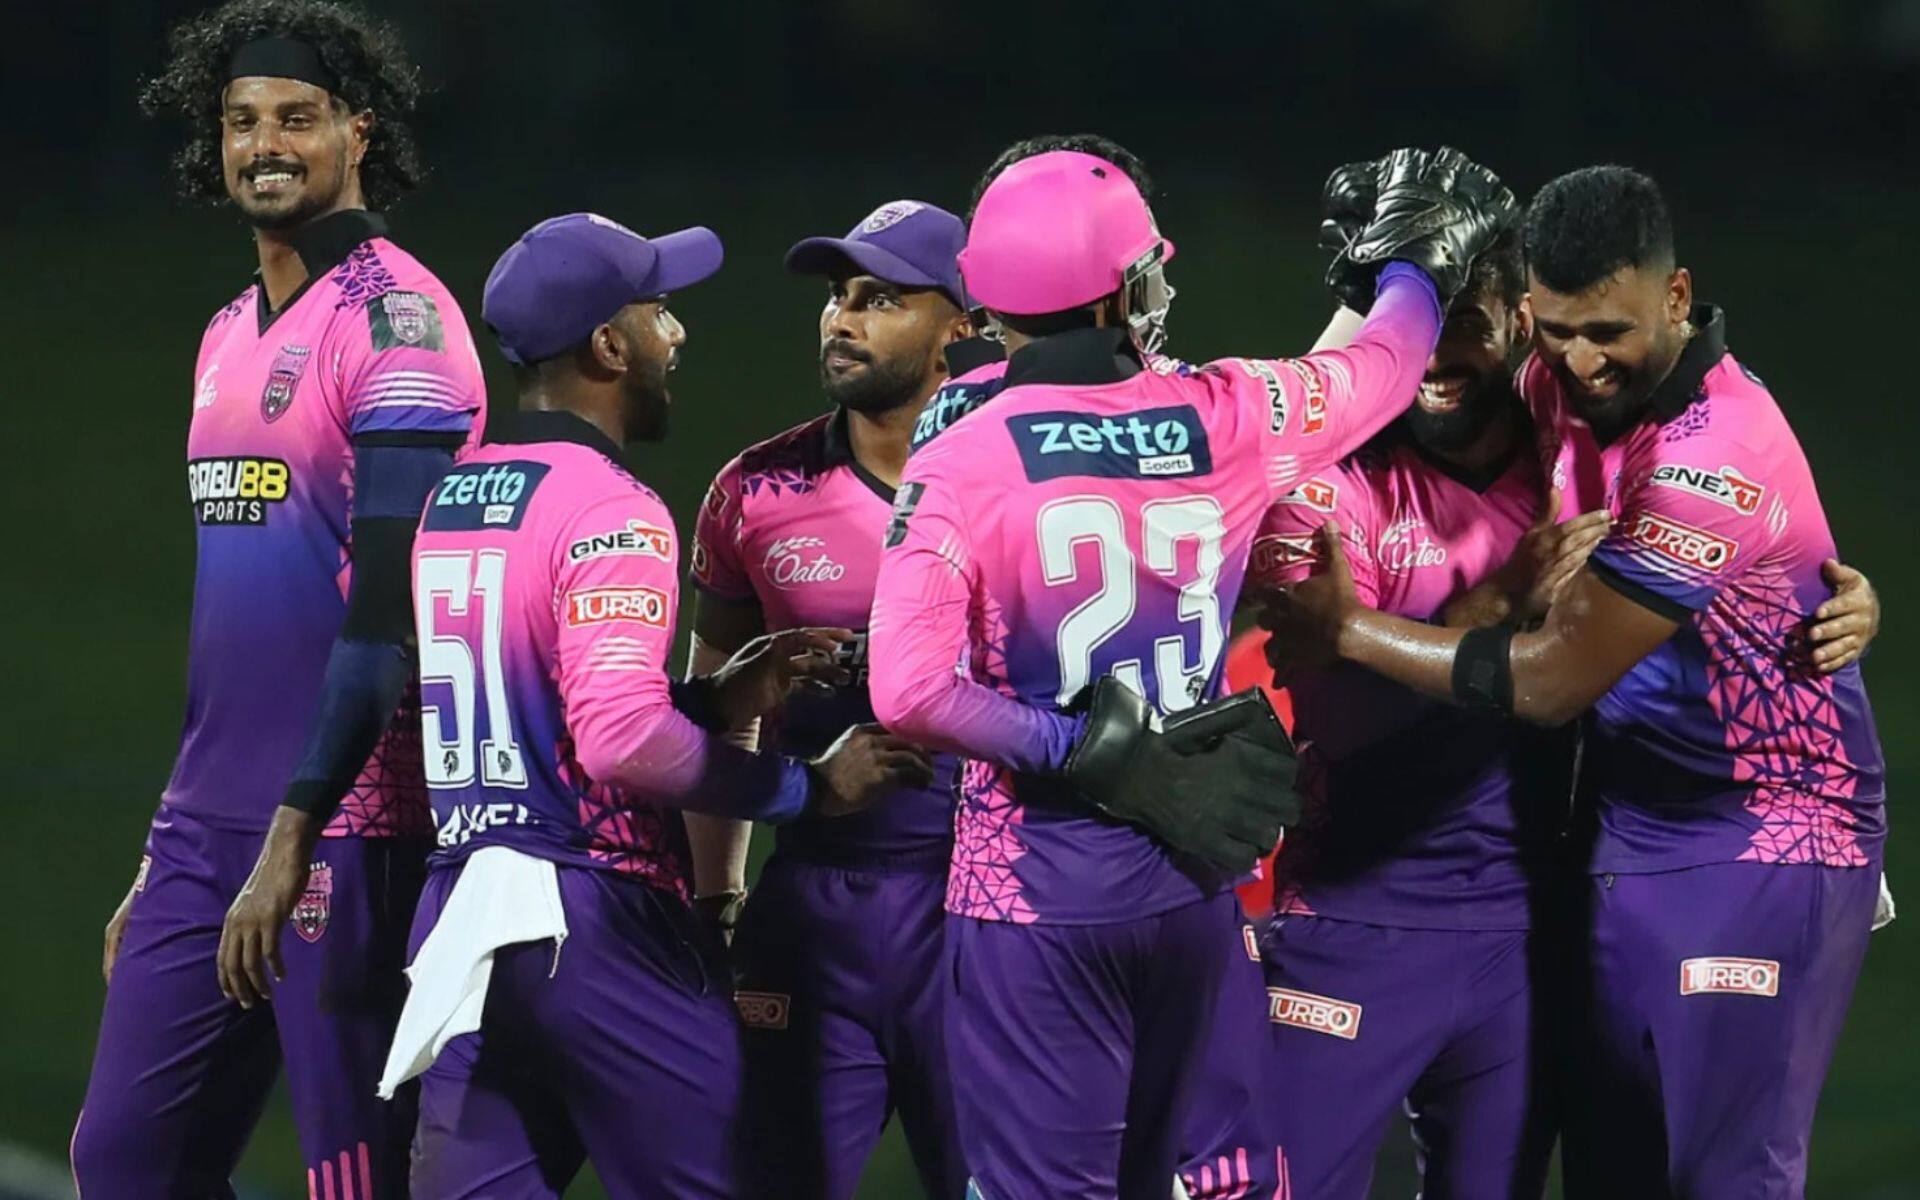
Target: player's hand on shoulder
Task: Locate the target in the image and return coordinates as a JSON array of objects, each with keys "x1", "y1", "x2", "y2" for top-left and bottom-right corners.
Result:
[
  {"x1": 708, "y1": 627, "x2": 855, "y2": 728},
  {"x1": 1811, "y1": 558, "x2": 1880, "y2": 673},
  {"x1": 1333, "y1": 145, "x2": 1518, "y2": 306},
  {"x1": 1491, "y1": 488, "x2": 1612, "y2": 624},
  {"x1": 1064, "y1": 678, "x2": 1299, "y2": 878},
  {"x1": 1259, "y1": 521, "x2": 1362, "y2": 678},
  {"x1": 809, "y1": 723, "x2": 935, "y2": 818}
]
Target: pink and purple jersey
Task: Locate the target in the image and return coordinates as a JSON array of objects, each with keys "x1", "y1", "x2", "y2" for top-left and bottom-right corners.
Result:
[
  {"x1": 693, "y1": 410, "x2": 960, "y2": 864},
  {"x1": 1250, "y1": 435, "x2": 1570, "y2": 929},
  {"x1": 870, "y1": 268, "x2": 1443, "y2": 925},
  {"x1": 166, "y1": 211, "x2": 484, "y2": 837},
  {"x1": 1526, "y1": 307, "x2": 1885, "y2": 871},
  {"x1": 910, "y1": 357, "x2": 1008, "y2": 454}
]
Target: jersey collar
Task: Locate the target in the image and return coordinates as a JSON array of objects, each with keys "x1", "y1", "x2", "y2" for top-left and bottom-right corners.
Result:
[
  {"x1": 255, "y1": 209, "x2": 390, "y2": 334},
  {"x1": 1003, "y1": 327, "x2": 1143, "y2": 390},
  {"x1": 821, "y1": 405, "x2": 899, "y2": 503},
  {"x1": 945, "y1": 335, "x2": 1008, "y2": 377},
  {"x1": 488, "y1": 410, "x2": 630, "y2": 470},
  {"x1": 1645, "y1": 303, "x2": 1727, "y2": 423}
]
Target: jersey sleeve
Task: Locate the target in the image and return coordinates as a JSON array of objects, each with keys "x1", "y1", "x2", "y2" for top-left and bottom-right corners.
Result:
[
  {"x1": 1247, "y1": 465, "x2": 1382, "y2": 606},
  {"x1": 332, "y1": 287, "x2": 486, "y2": 439},
  {"x1": 1205, "y1": 264, "x2": 1441, "y2": 499},
  {"x1": 689, "y1": 457, "x2": 755, "y2": 601},
  {"x1": 1588, "y1": 433, "x2": 1776, "y2": 618},
  {"x1": 869, "y1": 448, "x2": 1085, "y2": 774},
  {"x1": 556, "y1": 493, "x2": 810, "y2": 820}
]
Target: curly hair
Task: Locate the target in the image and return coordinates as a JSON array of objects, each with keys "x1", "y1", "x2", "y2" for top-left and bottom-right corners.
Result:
[
  {"x1": 140, "y1": 0, "x2": 426, "y2": 210},
  {"x1": 1524, "y1": 165, "x2": 1674, "y2": 295},
  {"x1": 969, "y1": 133, "x2": 1155, "y2": 219}
]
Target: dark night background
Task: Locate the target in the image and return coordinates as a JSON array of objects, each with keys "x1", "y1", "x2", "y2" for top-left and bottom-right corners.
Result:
[{"x1": 3, "y1": 1, "x2": 1917, "y2": 1195}]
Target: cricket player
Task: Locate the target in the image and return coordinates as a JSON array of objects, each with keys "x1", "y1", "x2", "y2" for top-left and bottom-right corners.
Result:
[
  {"x1": 686, "y1": 200, "x2": 976, "y2": 1199},
  {"x1": 868, "y1": 147, "x2": 1516, "y2": 1197},
  {"x1": 1254, "y1": 174, "x2": 1881, "y2": 1195},
  {"x1": 75, "y1": 4, "x2": 485, "y2": 1193},
  {"x1": 1264, "y1": 165, "x2": 1885, "y2": 1200},
  {"x1": 392, "y1": 213, "x2": 933, "y2": 1198}
]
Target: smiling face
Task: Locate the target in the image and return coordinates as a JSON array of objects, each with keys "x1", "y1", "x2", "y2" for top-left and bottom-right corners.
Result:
[
  {"x1": 818, "y1": 273, "x2": 964, "y2": 415},
  {"x1": 221, "y1": 75, "x2": 369, "y2": 231},
  {"x1": 1527, "y1": 263, "x2": 1692, "y2": 434},
  {"x1": 1405, "y1": 285, "x2": 1520, "y2": 455}
]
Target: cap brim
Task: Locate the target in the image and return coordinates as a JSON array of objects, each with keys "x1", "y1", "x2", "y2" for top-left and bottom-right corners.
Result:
[
  {"x1": 784, "y1": 237, "x2": 946, "y2": 293},
  {"x1": 645, "y1": 226, "x2": 725, "y2": 295}
]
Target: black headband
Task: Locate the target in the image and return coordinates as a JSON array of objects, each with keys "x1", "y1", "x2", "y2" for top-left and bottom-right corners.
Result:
[{"x1": 225, "y1": 35, "x2": 340, "y2": 95}]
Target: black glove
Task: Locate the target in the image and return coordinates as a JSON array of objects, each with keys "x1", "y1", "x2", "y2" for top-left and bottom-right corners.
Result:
[
  {"x1": 1336, "y1": 146, "x2": 1518, "y2": 307},
  {"x1": 1064, "y1": 678, "x2": 1300, "y2": 877},
  {"x1": 1318, "y1": 158, "x2": 1382, "y2": 313}
]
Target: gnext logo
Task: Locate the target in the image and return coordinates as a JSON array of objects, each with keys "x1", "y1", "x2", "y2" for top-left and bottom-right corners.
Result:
[{"x1": 1010, "y1": 404, "x2": 1213, "y2": 483}]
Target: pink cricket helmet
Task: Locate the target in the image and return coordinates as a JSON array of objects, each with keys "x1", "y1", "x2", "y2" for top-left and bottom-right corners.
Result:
[{"x1": 959, "y1": 150, "x2": 1175, "y2": 317}]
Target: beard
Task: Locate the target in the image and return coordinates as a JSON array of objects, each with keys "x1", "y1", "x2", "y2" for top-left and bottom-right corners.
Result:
[
  {"x1": 1404, "y1": 370, "x2": 1513, "y2": 455},
  {"x1": 230, "y1": 157, "x2": 347, "y2": 233},
  {"x1": 819, "y1": 340, "x2": 926, "y2": 415},
  {"x1": 622, "y1": 365, "x2": 672, "y2": 443}
]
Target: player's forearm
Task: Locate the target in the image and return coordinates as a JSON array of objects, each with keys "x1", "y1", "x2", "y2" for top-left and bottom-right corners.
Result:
[
  {"x1": 1440, "y1": 580, "x2": 1516, "y2": 629},
  {"x1": 1334, "y1": 607, "x2": 1465, "y2": 703},
  {"x1": 871, "y1": 667, "x2": 1084, "y2": 774},
  {"x1": 572, "y1": 690, "x2": 811, "y2": 823},
  {"x1": 1335, "y1": 600, "x2": 1601, "y2": 727},
  {"x1": 1309, "y1": 305, "x2": 1366, "y2": 353},
  {"x1": 683, "y1": 634, "x2": 756, "y2": 894},
  {"x1": 1311, "y1": 264, "x2": 1443, "y2": 449},
  {"x1": 282, "y1": 637, "x2": 414, "y2": 823}
]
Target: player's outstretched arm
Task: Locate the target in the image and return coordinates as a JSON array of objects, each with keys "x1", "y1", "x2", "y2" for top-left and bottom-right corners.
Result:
[
  {"x1": 682, "y1": 589, "x2": 769, "y2": 937},
  {"x1": 219, "y1": 436, "x2": 459, "y2": 1009},
  {"x1": 1262, "y1": 522, "x2": 1678, "y2": 727}
]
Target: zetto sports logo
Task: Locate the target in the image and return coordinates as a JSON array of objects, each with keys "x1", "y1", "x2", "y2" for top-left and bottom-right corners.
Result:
[
  {"x1": 1267, "y1": 987, "x2": 1362, "y2": 1039},
  {"x1": 1626, "y1": 512, "x2": 1737, "y2": 572},
  {"x1": 1680, "y1": 956, "x2": 1780, "y2": 998},
  {"x1": 188, "y1": 456, "x2": 291, "y2": 526},
  {"x1": 565, "y1": 586, "x2": 669, "y2": 628},
  {"x1": 567, "y1": 520, "x2": 673, "y2": 564},
  {"x1": 1009, "y1": 404, "x2": 1213, "y2": 482}
]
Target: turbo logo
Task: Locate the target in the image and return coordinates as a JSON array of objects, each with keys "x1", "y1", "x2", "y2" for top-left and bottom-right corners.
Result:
[
  {"x1": 1680, "y1": 956, "x2": 1780, "y2": 997},
  {"x1": 1267, "y1": 987, "x2": 1362, "y2": 1039},
  {"x1": 565, "y1": 586, "x2": 670, "y2": 628},
  {"x1": 1626, "y1": 512, "x2": 1737, "y2": 571}
]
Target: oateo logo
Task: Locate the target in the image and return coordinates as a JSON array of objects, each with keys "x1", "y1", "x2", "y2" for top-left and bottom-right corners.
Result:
[
  {"x1": 1282, "y1": 478, "x2": 1339, "y2": 512},
  {"x1": 1626, "y1": 512, "x2": 1737, "y2": 572},
  {"x1": 1284, "y1": 358, "x2": 1329, "y2": 434},
  {"x1": 735, "y1": 990, "x2": 791, "y2": 1030},
  {"x1": 1009, "y1": 405, "x2": 1213, "y2": 482},
  {"x1": 1650, "y1": 463, "x2": 1765, "y2": 515},
  {"x1": 1680, "y1": 956, "x2": 1780, "y2": 997},
  {"x1": 1268, "y1": 987, "x2": 1361, "y2": 1039},
  {"x1": 188, "y1": 456, "x2": 291, "y2": 525},
  {"x1": 763, "y1": 535, "x2": 847, "y2": 588},
  {"x1": 565, "y1": 586, "x2": 669, "y2": 628},
  {"x1": 567, "y1": 520, "x2": 673, "y2": 564}
]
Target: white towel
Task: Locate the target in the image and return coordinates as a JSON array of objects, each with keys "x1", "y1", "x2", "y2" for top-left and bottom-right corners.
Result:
[
  {"x1": 376, "y1": 846, "x2": 567, "y2": 1098},
  {"x1": 1873, "y1": 871, "x2": 1896, "y2": 932}
]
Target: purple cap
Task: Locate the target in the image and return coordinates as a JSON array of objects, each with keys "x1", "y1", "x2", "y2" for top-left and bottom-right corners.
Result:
[
  {"x1": 483, "y1": 213, "x2": 724, "y2": 365},
  {"x1": 784, "y1": 200, "x2": 968, "y2": 308}
]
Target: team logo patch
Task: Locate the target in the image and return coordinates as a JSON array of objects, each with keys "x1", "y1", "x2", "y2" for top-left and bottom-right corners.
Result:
[
  {"x1": 565, "y1": 586, "x2": 670, "y2": 628},
  {"x1": 885, "y1": 482, "x2": 925, "y2": 549},
  {"x1": 423, "y1": 462, "x2": 550, "y2": 532},
  {"x1": 762, "y1": 535, "x2": 847, "y2": 588},
  {"x1": 1283, "y1": 358, "x2": 1328, "y2": 434},
  {"x1": 368, "y1": 290, "x2": 445, "y2": 352},
  {"x1": 1650, "y1": 463, "x2": 1765, "y2": 515},
  {"x1": 260, "y1": 344, "x2": 311, "y2": 423},
  {"x1": 194, "y1": 364, "x2": 220, "y2": 411},
  {"x1": 188, "y1": 456, "x2": 291, "y2": 525},
  {"x1": 1625, "y1": 512, "x2": 1737, "y2": 572},
  {"x1": 292, "y1": 862, "x2": 333, "y2": 943},
  {"x1": 735, "y1": 990, "x2": 791, "y2": 1030},
  {"x1": 1267, "y1": 986, "x2": 1362, "y2": 1039},
  {"x1": 1282, "y1": 478, "x2": 1339, "y2": 512},
  {"x1": 567, "y1": 520, "x2": 673, "y2": 564},
  {"x1": 133, "y1": 854, "x2": 152, "y2": 894},
  {"x1": 1680, "y1": 956, "x2": 1780, "y2": 997},
  {"x1": 1235, "y1": 359, "x2": 1289, "y2": 435},
  {"x1": 859, "y1": 200, "x2": 924, "y2": 233},
  {"x1": 1008, "y1": 405, "x2": 1213, "y2": 483}
]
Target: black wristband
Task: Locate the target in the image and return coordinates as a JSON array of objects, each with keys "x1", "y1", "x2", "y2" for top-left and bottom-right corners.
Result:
[
  {"x1": 671, "y1": 676, "x2": 727, "y2": 732},
  {"x1": 1451, "y1": 625, "x2": 1515, "y2": 711},
  {"x1": 282, "y1": 778, "x2": 333, "y2": 816}
]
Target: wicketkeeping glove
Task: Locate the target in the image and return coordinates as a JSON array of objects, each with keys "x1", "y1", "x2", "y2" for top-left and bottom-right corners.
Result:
[
  {"x1": 1064, "y1": 678, "x2": 1300, "y2": 878},
  {"x1": 1337, "y1": 146, "x2": 1518, "y2": 305},
  {"x1": 1318, "y1": 158, "x2": 1382, "y2": 313}
]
